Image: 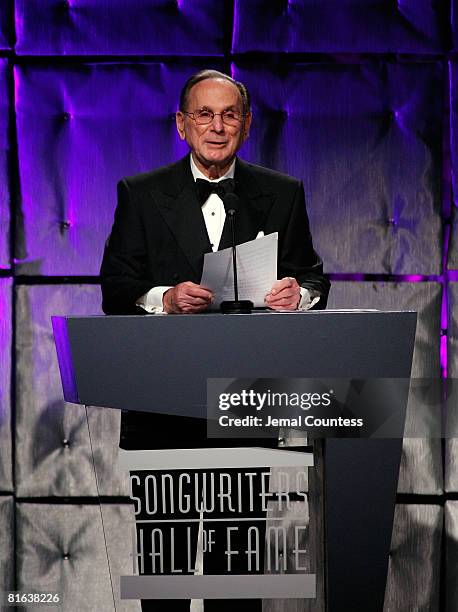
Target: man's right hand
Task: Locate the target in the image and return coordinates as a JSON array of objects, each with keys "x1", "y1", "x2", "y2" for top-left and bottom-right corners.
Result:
[{"x1": 163, "y1": 282, "x2": 214, "y2": 314}]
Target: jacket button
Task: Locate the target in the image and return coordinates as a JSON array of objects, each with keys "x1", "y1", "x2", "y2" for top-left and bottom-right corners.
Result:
[{"x1": 173, "y1": 273, "x2": 179, "y2": 281}]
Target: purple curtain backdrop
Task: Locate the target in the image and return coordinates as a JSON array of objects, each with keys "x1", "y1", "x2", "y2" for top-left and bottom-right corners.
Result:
[
  {"x1": 0, "y1": 1, "x2": 11, "y2": 51},
  {"x1": 0, "y1": 59, "x2": 9, "y2": 270},
  {"x1": 0, "y1": 1, "x2": 456, "y2": 610},
  {"x1": 235, "y1": 61, "x2": 443, "y2": 274},
  {"x1": 449, "y1": 62, "x2": 458, "y2": 269},
  {"x1": 233, "y1": 0, "x2": 444, "y2": 53},
  {"x1": 15, "y1": 0, "x2": 227, "y2": 56},
  {"x1": 14, "y1": 62, "x2": 227, "y2": 275}
]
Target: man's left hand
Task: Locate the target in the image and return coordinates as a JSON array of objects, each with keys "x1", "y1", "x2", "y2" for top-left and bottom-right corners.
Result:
[{"x1": 265, "y1": 277, "x2": 301, "y2": 311}]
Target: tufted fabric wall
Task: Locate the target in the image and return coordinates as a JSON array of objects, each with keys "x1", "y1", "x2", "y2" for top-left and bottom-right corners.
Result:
[{"x1": 0, "y1": 1, "x2": 457, "y2": 610}]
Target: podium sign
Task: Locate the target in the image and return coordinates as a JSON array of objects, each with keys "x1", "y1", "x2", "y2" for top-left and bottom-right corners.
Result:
[{"x1": 117, "y1": 447, "x2": 316, "y2": 602}]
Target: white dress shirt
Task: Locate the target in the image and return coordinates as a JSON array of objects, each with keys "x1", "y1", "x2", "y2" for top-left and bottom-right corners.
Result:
[{"x1": 136, "y1": 156, "x2": 317, "y2": 313}]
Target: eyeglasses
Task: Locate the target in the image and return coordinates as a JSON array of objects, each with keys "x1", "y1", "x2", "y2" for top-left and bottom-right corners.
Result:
[{"x1": 184, "y1": 109, "x2": 245, "y2": 126}]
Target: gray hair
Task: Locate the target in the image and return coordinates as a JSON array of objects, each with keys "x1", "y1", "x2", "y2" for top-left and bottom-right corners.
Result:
[{"x1": 179, "y1": 69, "x2": 251, "y2": 116}]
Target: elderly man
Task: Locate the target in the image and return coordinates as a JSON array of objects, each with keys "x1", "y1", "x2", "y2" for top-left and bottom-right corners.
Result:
[
  {"x1": 100, "y1": 70, "x2": 329, "y2": 612},
  {"x1": 101, "y1": 69, "x2": 329, "y2": 316}
]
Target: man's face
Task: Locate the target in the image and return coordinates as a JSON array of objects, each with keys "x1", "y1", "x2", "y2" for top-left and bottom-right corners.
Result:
[{"x1": 176, "y1": 78, "x2": 251, "y2": 172}]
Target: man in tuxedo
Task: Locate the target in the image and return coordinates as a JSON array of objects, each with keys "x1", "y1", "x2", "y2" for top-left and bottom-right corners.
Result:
[
  {"x1": 100, "y1": 70, "x2": 329, "y2": 611},
  {"x1": 101, "y1": 68, "x2": 330, "y2": 448},
  {"x1": 101, "y1": 69, "x2": 329, "y2": 317}
]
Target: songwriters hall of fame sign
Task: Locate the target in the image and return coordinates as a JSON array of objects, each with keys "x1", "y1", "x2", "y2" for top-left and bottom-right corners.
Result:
[{"x1": 116, "y1": 448, "x2": 317, "y2": 601}]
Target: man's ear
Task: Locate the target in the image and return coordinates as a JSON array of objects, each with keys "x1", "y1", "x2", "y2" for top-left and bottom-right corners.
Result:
[
  {"x1": 175, "y1": 111, "x2": 186, "y2": 141},
  {"x1": 242, "y1": 111, "x2": 252, "y2": 142}
]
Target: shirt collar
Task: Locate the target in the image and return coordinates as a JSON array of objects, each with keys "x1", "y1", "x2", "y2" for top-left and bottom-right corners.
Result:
[{"x1": 190, "y1": 154, "x2": 236, "y2": 182}]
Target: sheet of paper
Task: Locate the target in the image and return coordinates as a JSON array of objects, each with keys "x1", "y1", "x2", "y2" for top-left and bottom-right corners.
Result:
[{"x1": 201, "y1": 232, "x2": 278, "y2": 309}]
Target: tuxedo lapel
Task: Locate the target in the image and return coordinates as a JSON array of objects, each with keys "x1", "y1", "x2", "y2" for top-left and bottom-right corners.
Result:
[
  {"x1": 218, "y1": 158, "x2": 275, "y2": 251},
  {"x1": 151, "y1": 156, "x2": 212, "y2": 277},
  {"x1": 151, "y1": 156, "x2": 276, "y2": 273}
]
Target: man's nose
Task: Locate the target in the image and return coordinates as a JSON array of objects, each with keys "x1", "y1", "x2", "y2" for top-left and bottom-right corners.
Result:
[{"x1": 211, "y1": 113, "x2": 225, "y2": 132}]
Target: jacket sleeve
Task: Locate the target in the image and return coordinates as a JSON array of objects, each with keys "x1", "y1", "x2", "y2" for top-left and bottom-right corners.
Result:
[
  {"x1": 100, "y1": 179, "x2": 154, "y2": 314},
  {"x1": 278, "y1": 180, "x2": 330, "y2": 309}
]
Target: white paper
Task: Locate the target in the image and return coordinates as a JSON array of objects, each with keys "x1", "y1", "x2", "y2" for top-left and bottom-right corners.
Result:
[{"x1": 201, "y1": 233, "x2": 278, "y2": 309}]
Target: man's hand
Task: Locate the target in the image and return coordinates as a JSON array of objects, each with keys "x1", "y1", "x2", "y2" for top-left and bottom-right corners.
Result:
[
  {"x1": 265, "y1": 277, "x2": 301, "y2": 311},
  {"x1": 163, "y1": 282, "x2": 213, "y2": 314}
]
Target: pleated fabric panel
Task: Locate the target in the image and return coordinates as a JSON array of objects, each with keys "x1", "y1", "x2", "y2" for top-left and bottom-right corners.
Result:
[{"x1": 14, "y1": 284, "x2": 126, "y2": 497}]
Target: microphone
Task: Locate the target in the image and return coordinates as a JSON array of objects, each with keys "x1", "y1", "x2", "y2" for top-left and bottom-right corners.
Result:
[
  {"x1": 220, "y1": 193, "x2": 253, "y2": 314},
  {"x1": 223, "y1": 192, "x2": 239, "y2": 216}
]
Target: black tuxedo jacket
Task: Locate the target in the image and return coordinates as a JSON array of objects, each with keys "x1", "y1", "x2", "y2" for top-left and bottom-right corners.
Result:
[
  {"x1": 101, "y1": 155, "x2": 329, "y2": 315},
  {"x1": 100, "y1": 154, "x2": 330, "y2": 449}
]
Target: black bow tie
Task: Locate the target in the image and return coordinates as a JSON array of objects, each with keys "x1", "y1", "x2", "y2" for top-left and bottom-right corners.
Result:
[{"x1": 195, "y1": 178, "x2": 236, "y2": 206}]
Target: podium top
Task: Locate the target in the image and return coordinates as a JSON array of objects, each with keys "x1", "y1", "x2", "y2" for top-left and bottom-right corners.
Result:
[{"x1": 53, "y1": 310, "x2": 417, "y2": 416}]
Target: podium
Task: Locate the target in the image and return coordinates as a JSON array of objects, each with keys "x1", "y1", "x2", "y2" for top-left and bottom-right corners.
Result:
[{"x1": 53, "y1": 310, "x2": 417, "y2": 612}]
